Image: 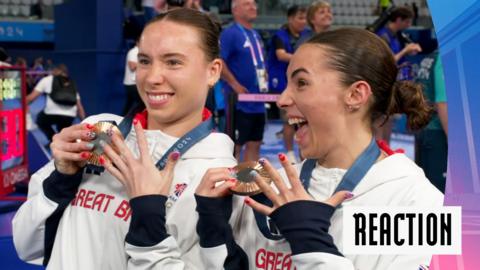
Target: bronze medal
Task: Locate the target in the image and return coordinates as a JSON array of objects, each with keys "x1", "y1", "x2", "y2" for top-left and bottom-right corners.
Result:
[
  {"x1": 229, "y1": 161, "x2": 272, "y2": 196},
  {"x1": 86, "y1": 122, "x2": 123, "y2": 166}
]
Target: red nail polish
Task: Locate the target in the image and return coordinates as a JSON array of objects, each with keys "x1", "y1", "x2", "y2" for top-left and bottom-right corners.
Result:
[
  {"x1": 86, "y1": 123, "x2": 94, "y2": 129},
  {"x1": 99, "y1": 156, "x2": 106, "y2": 165},
  {"x1": 244, "y1": 197, "x2": 251, "y2": 205},
  {"x1": 80, "y1": 152, "x2": 91, "y2": 159},
  {"x1": 278, "y1": 153, "x2": 286, "y2": 162},
  {"x1": 171, "y1": 151, "x2": 180, "y2": 161},
  {"x1": 229, "y1": 178, "x2": 237, "y2": 183},
  {"x1": 133, "y1": 119, "x2": 139, "y2": 125}
]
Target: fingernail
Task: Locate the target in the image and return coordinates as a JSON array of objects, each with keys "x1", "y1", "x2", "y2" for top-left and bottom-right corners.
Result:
[
  {"x1": 258, "y1": 158, "x2": 266, "y2": 166},
  {"x1": 87, "y1": 131, "x2": 96, "y2": 139},
  {"x1": 99, "y1": 156, "x2": 106, "y2": 165},
  {"x1": 86, "y1": 123, "x2": 94, "y2": 129},
  {"x1": 229, "y1": 178, "x2": 237, "y2": 183},
  {"x1": 171, "y1": 151, "x2": 180, "y2": 161},
  {"x1": 86, "y1": 143, "x2": 95, "y2": 149},
  {"x1": 244, "y1": 197, "x2": 251, "y2": 205},
  {"x1": 133, "y1": 119, "x2": 139, "y2": 125},
  {"x1": 278, "y1": 153, "x2": 286, "y2": 162},
  {"x1": 80, "y1": 152, "x2": 91, "y2": 159},
  {"x1": 345, "y1": 192, "x2": 354, "y2": 199},
  {"x1": 99, "y1": 140, "x2": 106, "y2": 148},
  {"x1": 228, "y1": 168, "x2": 237, "y2": 178}
]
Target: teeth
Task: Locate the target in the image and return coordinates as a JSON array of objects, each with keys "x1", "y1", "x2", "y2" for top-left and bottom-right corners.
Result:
[
  {"x1": 148, "y1": 94, "x2": 171, "y2": 101},
  {"x1": 288, "y1": 117, "x2": 307, "y2": 125}
]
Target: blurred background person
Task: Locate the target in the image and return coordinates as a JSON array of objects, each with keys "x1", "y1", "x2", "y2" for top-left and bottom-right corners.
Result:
[
  {"x1": 415, "y1": 48, "x2": 448, "y2": 193},
  {"x1": 26, "y1": 64, "x2": 86, "y2": 146},
  {"x1": 267, "y1": 4, "x2": 309, "y2": 163},
  {"x1": 220, "y1": 0, "x2": 267, "y2": 161},
  {"x1": 142, "y1": 0, "x2": 158, "y2": 22},
  {"x1": 0, "y1": 47, "x2": 11, "y2": 66},
  {"x1": 375, "y1": 6, "x2": 422, "y2": 144},
  {"x1": 376, "y1": 6, "x2": 422, "y2": 64},
  {"x1": 122, "y1": 40, "x2": 141, "y2": 114},
  {"x1": 185, "y1": 0, "x2": 204, "y2": 11},
  {"x1": 305, "y1": 0, "x2": 333, "y2": 37}
]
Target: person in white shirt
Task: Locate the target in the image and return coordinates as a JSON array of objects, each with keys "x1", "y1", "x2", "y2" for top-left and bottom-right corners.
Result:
[
  {"x1": 26, "y1": 64, "x2": 86, "y2": 144},
  {"x1": 0, "y1": 47, "x2": 11, "y2": 66},
  {"x1": 123, "y1": 43, "x2": 141, "y2": 114}
]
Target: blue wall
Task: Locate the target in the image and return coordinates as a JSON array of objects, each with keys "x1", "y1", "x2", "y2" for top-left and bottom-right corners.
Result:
[{"x1": 54, "y1": 0, "x2": 126, "y2": 116}]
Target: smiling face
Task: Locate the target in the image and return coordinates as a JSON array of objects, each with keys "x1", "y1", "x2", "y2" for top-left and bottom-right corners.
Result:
[
  {"x1": 311, "y1": 6, "x2": 333, "y2": 31},
  {"x1": 136, "y1": 20, "x2": 221, "y2": 132},
  {"x1": 288, "y1": 11, "x2": 307, "y2": 35},
  {"x1": 277, "y1": 44, "x2": 348, "y2": 159}
]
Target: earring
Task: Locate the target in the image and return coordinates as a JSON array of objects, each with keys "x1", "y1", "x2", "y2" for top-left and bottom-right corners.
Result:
[{"x1": 348, "y1": 105, "x2": 359, "y2": 112}]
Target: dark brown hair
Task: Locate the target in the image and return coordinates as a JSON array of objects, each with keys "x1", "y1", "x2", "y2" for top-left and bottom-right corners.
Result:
[
  {"x1": 388, "y1": 6, "x2": 414, "y2": 22},
  {"x1": 146, "y1": 8, "x2": 221, "y2": 61},
  {"x1": 287, "y1": 5, "x2": 307, "y2": 18},
  {"x1": 305, "y1": 28, "x2": 432, "y2": 131}
]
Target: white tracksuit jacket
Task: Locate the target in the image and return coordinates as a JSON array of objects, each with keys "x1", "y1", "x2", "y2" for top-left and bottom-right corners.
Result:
[
  {"x1": 12, "y1": 113, "x2": 237, "y2": 270},
  {"x1": 13, "y1": 112, "x2": 444, "y2": 269},
  {"x1": 196, "y1": 153, "x2": 445, "y2": 270}
]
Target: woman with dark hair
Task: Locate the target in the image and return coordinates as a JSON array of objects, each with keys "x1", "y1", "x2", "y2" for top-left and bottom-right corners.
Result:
[
  {"x1": 13, "y1": 8, "x2": 237, "y2": 270},
  {"x1": 196, "y1": 28, "x2": 443, "y2": 269}
]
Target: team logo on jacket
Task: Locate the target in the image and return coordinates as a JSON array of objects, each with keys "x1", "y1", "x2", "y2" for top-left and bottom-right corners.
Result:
[
  {"x1": 168, "y1": 183, "x2": 188, "y2": 202},
  {"x1": 166, "y1": 183, "x2": 188, "y2": 208},
  {"x1": 174, "y1": 183, "x2": 187, "y2": 198}
]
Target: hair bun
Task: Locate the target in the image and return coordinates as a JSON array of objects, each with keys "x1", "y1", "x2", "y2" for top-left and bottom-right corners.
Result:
[{"x1": 387, "y1": 80, "x2": 433, "y2": 131}]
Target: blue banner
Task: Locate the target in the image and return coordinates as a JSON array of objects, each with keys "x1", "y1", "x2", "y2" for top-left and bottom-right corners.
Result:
[{"x1": 0, "y1": 21, "x2": 54, "y2": 42}]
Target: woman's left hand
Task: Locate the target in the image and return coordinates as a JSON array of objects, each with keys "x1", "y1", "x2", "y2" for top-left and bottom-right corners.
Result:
[
  {"x1": 245, "y1": 154, "x2": 353, "y2": 215},
  {"x1": 102, "y1": 120, "x2": 180, "y2": 198}
]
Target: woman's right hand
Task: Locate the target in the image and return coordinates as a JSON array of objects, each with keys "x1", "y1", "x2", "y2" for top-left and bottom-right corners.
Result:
[
  {"x1": 195, "y1": 168, "x2": 237, "y2": 198},
  {"x1": 50, "y1": 123, "x2": 96, "y2": 175}
]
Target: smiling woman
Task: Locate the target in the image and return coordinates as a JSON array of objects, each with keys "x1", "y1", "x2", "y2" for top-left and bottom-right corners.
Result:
[
  {"x1": 12, "y1": 8, "x2": 239, "y2": 270},
  {"x1": 194, "y1": 28, "x2": 444, "y2": 270}
]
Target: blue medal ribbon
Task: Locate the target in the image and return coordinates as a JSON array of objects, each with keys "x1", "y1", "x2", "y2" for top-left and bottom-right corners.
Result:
[
  {"x1": 86, "y1": 105, "x2": 213, "y2": 174},
  {"x1": 118, "y1": 106, "x2": 214, "y2": 170},
  {"x1": 253, "y1": 137, "x2": 381, "y2": 240}
]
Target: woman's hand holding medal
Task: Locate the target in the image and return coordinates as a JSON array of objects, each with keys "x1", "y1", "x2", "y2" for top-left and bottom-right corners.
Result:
[
  {"x1": 244, "y1": 154, "x2": 353, "y2": 216},
  {"x1": 51, "y1": 123, "x2": 97, "y2": 175},
  {"x1": 195, "y1": 168, "x2": 238, "y2": 198},
  {"x1": 101, "y1": 120, "x2": 180, "y2": 198}
]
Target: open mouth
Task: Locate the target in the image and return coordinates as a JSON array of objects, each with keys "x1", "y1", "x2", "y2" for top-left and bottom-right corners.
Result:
[
  {"x1": 288, "y1": 117, "x2": 308, "y2": 129},
  {"x1": 288, "y1": 117, "x2": 309, "y2": 145}
]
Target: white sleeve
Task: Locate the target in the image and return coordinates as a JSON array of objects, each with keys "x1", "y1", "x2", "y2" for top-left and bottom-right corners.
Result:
[
  {"x1": 196, "y1": 194, "x2": 249, "y2": 270},
  {"x1": 127, "y1": 47, "x2": 138, "y2": 63},
  {"x1": 125, "y1": 156, "x2": 240, "y2": 270},
  {"x1": 12, "y1": 161, "x2": 57, "y2": 263},
  {"x1": 33, "y1": 75, "x2": 51, "y2": 94},
  {"x1": 12, "y1": 115, "x2": 122, "y2": 265},
  {"x1": 12, "y1": 161, "x2": 84, "y2": 265},
  {"x1": 380, "y1": 176, "x2": 443, "y2": 270},
  {"x1": 270, "y1": 200, "x2": 355, "y2": 270},
  {"x1": 126, "y1": 237, "x2": 185, "y2": 269}
]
